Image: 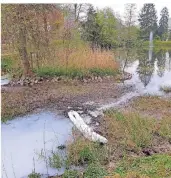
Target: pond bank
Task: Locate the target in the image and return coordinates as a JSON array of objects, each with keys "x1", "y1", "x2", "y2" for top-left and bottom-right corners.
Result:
[{"x1": 1, "y1": 77, "x2": 134, "y2": 122}]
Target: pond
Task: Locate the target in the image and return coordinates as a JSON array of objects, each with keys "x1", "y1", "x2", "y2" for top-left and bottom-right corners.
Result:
[
  {"x1": 119, "y1": 48, "x2": 171, "y2": 95},
  {"x1": 1, "y1": 111, "x2": 73, "y2": 178},
  {"x1": 1, "y1": 47, "x2": 171, "y2": 178}
]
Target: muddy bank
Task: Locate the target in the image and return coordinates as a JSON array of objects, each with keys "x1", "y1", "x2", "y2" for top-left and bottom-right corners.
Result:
[{"x1": 1, "y1": 79, "x2": 134, "y2": 122}]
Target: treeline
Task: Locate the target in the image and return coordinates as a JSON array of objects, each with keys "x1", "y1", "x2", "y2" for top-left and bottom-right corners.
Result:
[
  {"x1": 138, "y1": 4, "x2": 170, "y2": 41},
  {"x1": 1, "y1": 4, "x2": 170, "y2": 76}
]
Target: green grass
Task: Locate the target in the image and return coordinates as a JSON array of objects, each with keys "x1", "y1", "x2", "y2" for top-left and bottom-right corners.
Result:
[
  {"x1": 105, "y1": 110, "x2": 156, "y2": 150},
  {"x1": 142, "y1": 40, "x2": 171, "y2": 49},
  {"x1": 67, "y1": 138, "x2": 108, "y2": 166},
  {"x1": 34, "y1": 67, "x2": 118, "y2": 79},
  {"x1": 89, "y1": 68, "x2": 118, "y2": 77},
  {"x1": 114, "y1": 154, "x2": 171, "y2": 178},
  {"x1": 84, "y1": 163, "x2": 108, "y2": 178},
  {"x1": 62, "y1": 170, "x2": 80, "y2": 178},
  {"x1": 1, "y1": 56, "x2": 13, "y2": 72},
  {"x1": 28, "y1": 172, "x2": 41, "y2": 178},
  {"x1": 49, "y1": 151, "x2": 63, "y2": 169},
  {"x1": 158, "y1": 117, "x2": 171, "y2": 142}
]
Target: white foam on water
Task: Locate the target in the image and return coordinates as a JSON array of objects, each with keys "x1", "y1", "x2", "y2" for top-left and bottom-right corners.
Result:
[
  {"x1": 1, "y1": 111, "x2": 73, "y2": 178},
  {"x1": 98, "y1": 92, "x2": 139, "y2": 111}
]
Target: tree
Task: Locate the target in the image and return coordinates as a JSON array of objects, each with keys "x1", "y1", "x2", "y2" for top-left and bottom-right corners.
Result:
[
  {"x1": 2, "y1": 4, "x2": 33, "y2": 75},
  {"x1": 2, "y1": 4, "x2": 63, "y2": 75},
  {"x1": 123, "y1": 3, "x2": 138, "y2": 48},
  {"x1": 158, "y1": 7, "x2": 169, "y2": 40},
  {"x1": 96, "y1": 8, "x2": 118, "y2": 50},
  {"x1": 81, "y1": 5, "x2": 101, "y2": 50},
  {"x1": 137, "y1": 48, "x2": 155, "y2": 87},
  {"x1": 138, "y1": 4, "x2": 158, "y2": 40}
]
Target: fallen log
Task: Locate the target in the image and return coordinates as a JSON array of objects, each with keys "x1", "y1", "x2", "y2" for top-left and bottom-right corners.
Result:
[{"x1": 68, "y1": 110, "x2": 108, "y2": 144}]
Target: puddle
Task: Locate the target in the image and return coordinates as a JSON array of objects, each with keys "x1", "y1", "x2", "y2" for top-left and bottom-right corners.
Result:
[
  {"x1": 1, "y1": 111, "x2": 73, "y2": 178},
  {"x1": 124, "y1": 50, "x2": 171, "y2": 95},
  {"x1": 1, "y1": 74, "x2": 11, "y2": 86}
]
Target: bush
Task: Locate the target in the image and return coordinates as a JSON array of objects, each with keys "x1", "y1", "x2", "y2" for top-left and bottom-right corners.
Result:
[{"x1": 84, "y1": 163, "x2": 108, "y2": 178}]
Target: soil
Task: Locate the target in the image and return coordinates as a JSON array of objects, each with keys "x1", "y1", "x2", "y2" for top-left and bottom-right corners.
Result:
[{"x1": 1, "y1": 78, "x2": 134, "y2": 120}]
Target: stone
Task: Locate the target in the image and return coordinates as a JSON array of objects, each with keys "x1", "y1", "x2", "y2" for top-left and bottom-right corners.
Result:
[
  {"x1": 95, "y1": 122, "x2": 100, "y2": 126},
  {"x1": 98, "y1": 76, "x2": 103, "y2": 82},
  {"x1": 83, "y1": 79, "x2": 88, "y2": 83}
]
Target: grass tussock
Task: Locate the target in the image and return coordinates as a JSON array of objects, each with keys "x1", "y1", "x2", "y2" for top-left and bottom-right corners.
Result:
[
  {"x1": 66, "y1": 137, "x2": 109, "y2": 166},
  {"x1": 104, "y1": 111, "x2": 156, "y2": 150},
  {"x1": 158, "y1": 117, "x2": 171, "y2": 142}
]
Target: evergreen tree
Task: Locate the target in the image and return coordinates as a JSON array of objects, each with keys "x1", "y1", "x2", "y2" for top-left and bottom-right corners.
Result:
[
  {"x1": 138, "y1": 4, "x2": 158, "y2": 40},
  {"x1": 81, "y1": 5, "x2": 101, "y2": 50},
  {"x1": 158, "y1": 7, "x2": 169, "y2": 40}
]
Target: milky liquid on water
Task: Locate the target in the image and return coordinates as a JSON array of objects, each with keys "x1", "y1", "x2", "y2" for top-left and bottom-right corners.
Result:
[{"x1": 1, "y1": 111, "x2": 73, "y2": 178}]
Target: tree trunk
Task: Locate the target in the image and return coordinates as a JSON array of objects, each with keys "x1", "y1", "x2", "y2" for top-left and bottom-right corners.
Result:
[
  {"x1": 17, "y1": 5, "x2": 32, "y2": 76},
  {"x1": 43, "y1": 11, "x2": 49, "y2": 47}
]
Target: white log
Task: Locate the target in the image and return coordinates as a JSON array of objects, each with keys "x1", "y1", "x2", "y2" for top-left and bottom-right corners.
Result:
[{"x1": 68, "y1": 110, "x2": 108, "y2": 144}]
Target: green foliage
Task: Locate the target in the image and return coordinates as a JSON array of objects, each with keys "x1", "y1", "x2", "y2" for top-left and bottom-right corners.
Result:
[
  {"x1": 84, "y1": 163, "x2": 108, "y2": 178},
  {"x1": 82, "y1": 6, "x2": 120, "y2": 49},
  {"x1": 158, "y1": 7, "x2": 169, "y2": 40},
  {"x1": 158, "y1": 118, "x2": 171, "y2": 142},
  {"x1": 62, "y1": 170, "x2": 80, "y2": 178},
  {"x1": 79, "y1": 146, "x2": 96, "y2": 164},
  {"x1": 34, "y1": 67, "x2": 85, "y2": 79},
  {"x1": 154, "y1": 40, "x2": 171, "y2": 47},
  {"x1": 138, "y1": 4, "x2": 158, "y2": 39},
  {"x1": 67, "y1": 138, "x2": 108, "y2": 166},
  {"x1": 1, "y1": 56, "x2": 13, "y2": 72},
  {"x1": 49, "y1": 151, "x2": 63, "y2": 169},
  {"x1": 105, "y1": 111, "x2": 155, "y2": 149},
  {"x1": 89, "y1": 68, "x2": 118, "y2": 76},
  {"x1": 35, "y1": 67, "x2": 118, "y2": 78},
  {"x1": 28, "y1": 172, "x2": 41, "y2": 178},
  {"x1": 114, "y1": 154, "x2": 171, "y2": 177}
]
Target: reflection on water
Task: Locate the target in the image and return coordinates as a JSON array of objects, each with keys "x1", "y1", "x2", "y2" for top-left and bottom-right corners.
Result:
[{"x1": 120, "y1": 48, "x2": 171, "y2": 95}]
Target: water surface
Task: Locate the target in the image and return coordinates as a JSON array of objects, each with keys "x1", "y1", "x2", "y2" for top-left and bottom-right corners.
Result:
[
  {"x1": 2, "y1": 111, "x2": 73, "y2": 178},
  {"x1": 120, "y1": 48, "x2": 171, "y2": 95}
]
